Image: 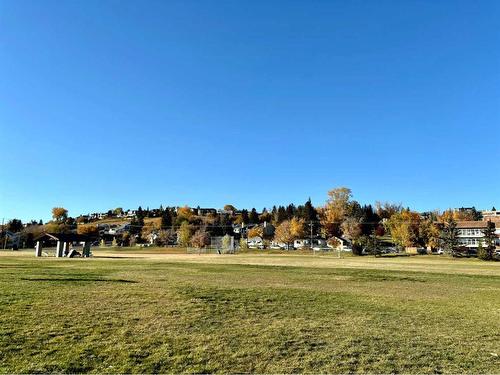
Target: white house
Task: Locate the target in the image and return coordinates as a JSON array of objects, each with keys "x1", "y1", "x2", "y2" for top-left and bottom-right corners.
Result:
[
  {"x1": 482, "y1": 209, "x2": 500, "y2": 222},
  {"x1": 293, "y1": 238, "x2": 328, "y2": 249},
  {"x1": 456, "y1": 221, "x2": 492, "y2": 249},
  {"x1": 247, "y1": 236, "x2": 264, "y2": 248}
]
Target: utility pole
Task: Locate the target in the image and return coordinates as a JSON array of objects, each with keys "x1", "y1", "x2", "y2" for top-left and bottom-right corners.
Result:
[
  {"x1": 2, "y1": 218, "x2": 6, "y2": 250},
  {"x1": 309, "y1": 221, "x2": 314, "y2": 252}
]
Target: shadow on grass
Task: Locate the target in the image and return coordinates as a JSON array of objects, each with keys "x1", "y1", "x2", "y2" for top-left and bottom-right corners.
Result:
[
  {"x1": 21, "y1": 277, "x2": 138, "y2": 283},
  {"x1": 92, "y1": 256, "x2": 142, "y2": 259}
]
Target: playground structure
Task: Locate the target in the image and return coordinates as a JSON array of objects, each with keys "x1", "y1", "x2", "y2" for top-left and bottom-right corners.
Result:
[{"x1": 34, "y1": 233, "x2": 94, "y2": 258}]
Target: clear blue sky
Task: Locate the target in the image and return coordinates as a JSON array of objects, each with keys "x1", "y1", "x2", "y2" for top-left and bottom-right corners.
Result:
[{"x1": 1, "y1": 0, "x2": 499, "y2": 222}]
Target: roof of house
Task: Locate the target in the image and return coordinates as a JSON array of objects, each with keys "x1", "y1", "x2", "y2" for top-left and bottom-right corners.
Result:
[{"x1": 456, "y1": 221, "x2": 491, "y2": 229}]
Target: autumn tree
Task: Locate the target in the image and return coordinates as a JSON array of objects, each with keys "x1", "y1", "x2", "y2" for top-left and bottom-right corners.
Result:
[
  {"x1": 375, "y1": 201, "x2": 402, "y2": 220},
  {"x1": 320, "y1": 187, "x2": 352, "y2": 237},
  {"x1": 419, "y1": 219, "x2": 440, "y2": 250},
  {"x1": 239, "y1": 238, "x2": 248, "y2": 250},
  {"x1": 177, "y1": 206, "x2": 193, "y2": 221},
  {"x1": 223, "y1": 204, "x2": 236, "y2": 212},
  {"x1": 247, "y1": 226, "x2": 263, "y2": 239},
  {"x1": 77, "y1": 224, "x2": 99, "y2": 236},
  {"x1": 324, "y1": 187, "x2": 352, "y2": 222},
  {"x1": 190, "y1": 227, "x2": 210, "y2": 248},
  {"x1": 274, "y1": 220, "x2": 295, "y2": 250},
  {"x1": 290, "y1": 217, "x2": 306, "y2": 239},
  {"x1": 177, "y1": 221, "x2": 192, "y2": 247},
  {"x1": 222, "y1": 234, "x2": 233, "y2": 251},
  {"x1": 385, "y1": 210, "x2": 421, "y2": 250},
  {"x1": 52, "y1": 207, "x2": 68, "y2": 222},
  {"x1": 157, "y1": 229, "x2": 177, "y2": 246},
  {"x1": 341, "y1": 217, "x2": 363, "y2": 255}
]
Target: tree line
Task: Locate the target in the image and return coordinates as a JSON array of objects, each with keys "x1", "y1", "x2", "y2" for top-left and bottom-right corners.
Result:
[{"x1": 1, "y1": 187, "x2": 497, "y2": 260}]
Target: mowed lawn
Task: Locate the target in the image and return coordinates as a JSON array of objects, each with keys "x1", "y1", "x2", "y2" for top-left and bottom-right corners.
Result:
[{"x1": 0, "y1": 253, "x2": 499, "y2": 373}]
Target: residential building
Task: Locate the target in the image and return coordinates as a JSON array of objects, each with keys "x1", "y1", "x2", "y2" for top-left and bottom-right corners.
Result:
[
  {"x1": 482, "y1": 209, "x2": 500, "y2": 222},
  {"x1": 456, "y1": 221, "x2": 495, "y2": 249},
  {"x1": 197, "y1": 208, "x2": 217, "y2": 216}
]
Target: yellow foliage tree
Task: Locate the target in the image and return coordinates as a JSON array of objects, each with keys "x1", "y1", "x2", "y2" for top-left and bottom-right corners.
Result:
[
  {"x1": 177, "y1": 206, "x2": 194, "y2": 220},
  {"x1": 419, "y1": 219, "x2": 441, "y2": 249},
  {"x1": 247, "y1": 226, "x2": 263, "y2": 238},
  {"x1": 385, "y1": 210, "x2": 421, "y2": 248},
  {"x1": 77, "y1": 225, "x2": 98, "y2": 236},
  {"x1": 274, "y1": 218, "x2": 305, "y2": 249},
  {"x1": 320, "y1": 187, "x2": 352, "y2": 237},
  {"x1": 177, "y1": 221, "x2": 192, "y2": 247},
  {"x1": 290, "y1": 217, "x2": 305, "y2": 239},
  {"x1": 52, "y1": 207, "x2": 68, "y2": 222},
  {"x1": 274, "y1": 220, "x2": 294, "y2": 249}
]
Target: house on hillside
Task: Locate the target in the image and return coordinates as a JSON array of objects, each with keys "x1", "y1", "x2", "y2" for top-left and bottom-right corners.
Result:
[
  {"x1": 232, "y1": 223, "x2": 259, "y2": 236},
  {"x1": 482, "y1": 209, "x2": 500, "y2": 222},
  {"x1": 124, "y1": 210, "x2": 137, "y2": 218},
  {"x1": 197, "y1": 208, "x2": 217, "y2": 216}
]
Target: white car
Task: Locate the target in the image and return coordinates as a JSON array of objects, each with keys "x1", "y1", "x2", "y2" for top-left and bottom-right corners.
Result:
[{"x1": 436, "y1": 249, "x2": 444, "y2": 255}]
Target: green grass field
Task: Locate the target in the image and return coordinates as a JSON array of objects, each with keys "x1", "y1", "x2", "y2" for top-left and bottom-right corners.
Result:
[{"x1": 0, "y1": 251, "x2": 499, "y2": 373}]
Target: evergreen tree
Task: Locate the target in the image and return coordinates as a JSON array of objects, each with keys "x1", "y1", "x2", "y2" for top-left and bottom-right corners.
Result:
[
  {"x1": 360, "y1": 204, "x2": 380, "y2": 235},
  {"x1": 470, "y1": 207, "x2": 482, "y2": 221},
  {"x1": 302, "y1": 198, "x2": 319, "y2": 234},
  {"x1": 249, "y1": 208, "x2": 259, "y2": 224},
  {"x1": 285, "y1": 204, "x2": 296, "y2": 220},
  {"x1": 161, "y1": 210, "x2": 172, "y2": 229},
  {"x1": 303, "y1": 198, "x2": 317, "y2": 221},
  {"x1": 480, "y1": 221, "x2": 496, "y2": 260},
  {"x1": 477, "y1": 241, "x2": 489, "y2": 260},
  {"x1": 276, "y1": 206, "x2": 287, "y2": 223},
  {"x1": 441, "y1": 217, "x2": 459, "y2": 256},
  {"x1": 240, "y1": 209, "x2": 249, "y2": 224},
  {"x1": 7, "y1": 219, "x2": 23, "y2": 233},
  {"x1": 129, "y1": 216, "x2": 144, "y2": 235},
  {"x1": 271, "y1": 206, "x2": 277, "y2": 220},
  {"x1": 137, "y1": 206, "x2": 144, "y2": 220}
]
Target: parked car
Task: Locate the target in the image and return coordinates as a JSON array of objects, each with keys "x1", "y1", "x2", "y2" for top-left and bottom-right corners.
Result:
[
  {"x1": 383, "y1": 247, "x2": 398, "y2": 254},
  {"x1": 436, "y1": 249, "x2": 444, "y2": 255},
  {"x1": 312, "y1": 246, "x2": 330, "y2": 251}
]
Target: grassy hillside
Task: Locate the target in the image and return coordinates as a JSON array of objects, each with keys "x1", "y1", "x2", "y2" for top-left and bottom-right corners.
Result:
[{"x1": 0, "y1": 254, "x2": 498, "y2": 373}]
